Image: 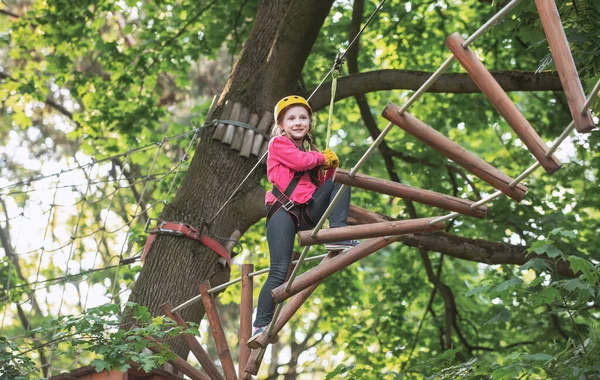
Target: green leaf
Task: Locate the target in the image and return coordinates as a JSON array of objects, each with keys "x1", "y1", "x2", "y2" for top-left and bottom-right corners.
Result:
[
  {"x1": 91, "y1": 359, "x2": 111, "y2": 372},
  {"x1": 531, "y1": 286, "x2": 561, "y2": 307},
  {"x1": 484, "y1": 308, "x2": 511, "y2": 325},
  {"x1": 520, "y1": 258, "x2": 553, "y2": 273}
]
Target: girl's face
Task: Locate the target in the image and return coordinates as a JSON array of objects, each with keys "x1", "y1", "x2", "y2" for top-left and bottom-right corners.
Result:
[{"x1": 278, "y1": 105, "x2": 311, "y2": 143}]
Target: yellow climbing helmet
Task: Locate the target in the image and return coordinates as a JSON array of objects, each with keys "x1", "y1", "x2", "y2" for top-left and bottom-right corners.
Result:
[{"x1": 274, "y1": 95, "x2": 313, "y2": 121}]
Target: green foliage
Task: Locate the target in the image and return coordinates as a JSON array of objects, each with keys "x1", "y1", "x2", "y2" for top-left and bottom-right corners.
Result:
[{"x1": 8, "y1": 302, "x2": 199, "y2": 375}]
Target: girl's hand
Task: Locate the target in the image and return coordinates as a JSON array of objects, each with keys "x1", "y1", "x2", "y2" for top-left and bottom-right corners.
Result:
[{"x1": 321, "y1": 148, "x2": 339, "y2": 169}]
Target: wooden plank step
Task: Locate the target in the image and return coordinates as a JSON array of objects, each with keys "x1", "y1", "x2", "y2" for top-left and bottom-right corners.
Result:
[
  {"x1": 333, "y1": 168, "x2": 487, "y2": 218},
  {"x1": 298, "y1": 217, "x2": 444, "y2": 247},
  {"x1": 445, "y1": 32, "x2": 562, "y2": 174},
  {"x1": 161, "y1": 303, "x2": 224, "y2": 380},
  {"x1": 238, "y1": 264, "x2": 253, "y2": 378},
  {"x1": 535, "y1": 0, "x2": 594, "y2": 133},
  {"x1": 382, "y1": 102, "x2": 528, "y2": 202},
  {"x1": 271, "y1": 236, "x2": 402, "y2": 304},
  {"x1": 199, "y1": 281, "x2": 238, "y2": 380},
  {"x1": 212, "y1": 101, "x2": 234, "y2": 141}
]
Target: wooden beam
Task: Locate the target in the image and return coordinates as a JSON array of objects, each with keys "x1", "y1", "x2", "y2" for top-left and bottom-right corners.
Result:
[
  {"x1": 199, "y1": 281, "x2": 238, "y2": 380},
  {"x1": 535, "y1": 0, "x2": 595, "y2": 133},
  {"x1": 238, "y1": 264, "x2": 254, "y2": 377},
  {"x1": 271, "y1": 236, "x2": 400, "y2": 304},
  {"x1": 445, "y1": 32, "x2": 562, "y2": 174},
  {"x1": 161, "y1": 303, "x2": 224, "y2": 380},
  {"x1": 334, "y1": 168, "x2": 487, "y2": 218},
  {"x1": 145, "y1": 336, "x2": 210, "y2": 380},
  {"x1": 297, "y1": 217, "x2": 444, "y2": 247},
  {"x1": 382, "y1": 102, "x2": 528, "y2": 201}
]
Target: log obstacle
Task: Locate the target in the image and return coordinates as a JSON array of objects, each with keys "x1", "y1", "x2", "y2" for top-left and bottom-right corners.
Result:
[
  {"x1": 238, "y1": 264, "x2": 253, "y2": 378},
  {"x1": 145, "y1": 336, "x2": 210, "y2": 380},
  {"x1": 272, "y1": 236, "x2": 405, "y2": 304},
  {"x1": 445, "y1": 32, "x2": 562, "y2": 174},
  {"x1": 297, "y1": 216, "x2": 445, "y2": 247},
  {"x1": 333, "y1": 168, "x2": 487, "y2": 218},
  {"x1": 239, "y1": 114, "x2": 260, "y2": 157},
  {"x1": 199, "y1": 281, "x2": 238, "y2": 380},
  {"x1": 382, "y1": 102, "x2": 528, "y2": 201},
  {"x1": 535, "y1": 0, "x2": 595, "y2": 133},
  {"x1": 161, "y1": 303, "x2": 224, "y2": 380}
]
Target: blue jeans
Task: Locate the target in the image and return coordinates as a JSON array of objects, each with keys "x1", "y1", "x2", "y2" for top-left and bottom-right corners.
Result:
[{"x1": 254, "y1": 178, "x2": 350, "y2": 327}]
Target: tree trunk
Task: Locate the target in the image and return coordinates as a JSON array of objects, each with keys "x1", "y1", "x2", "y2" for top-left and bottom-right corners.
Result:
[{"x1": 127, "y1": 0, "x2": 336, "y2": 358}]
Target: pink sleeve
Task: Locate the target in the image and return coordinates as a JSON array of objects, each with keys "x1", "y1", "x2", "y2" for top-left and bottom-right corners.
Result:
[{"x1": 269, "y1": 137, "x2": 325, "y2": 171}]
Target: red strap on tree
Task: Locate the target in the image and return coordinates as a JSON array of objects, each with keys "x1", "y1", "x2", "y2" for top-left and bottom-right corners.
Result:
[{"x1": 142, "y1": 221, "x2": 231, "y2": 266}]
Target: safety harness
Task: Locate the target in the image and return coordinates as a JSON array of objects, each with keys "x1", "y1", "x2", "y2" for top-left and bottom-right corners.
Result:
[{"x1": 266, "y1": 150, "x2": 320, "y2": 228}]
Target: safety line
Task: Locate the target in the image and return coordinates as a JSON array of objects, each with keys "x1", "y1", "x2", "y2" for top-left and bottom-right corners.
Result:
[{"x1": 0, "y1": 128, "x2": 198, "y2": 192}]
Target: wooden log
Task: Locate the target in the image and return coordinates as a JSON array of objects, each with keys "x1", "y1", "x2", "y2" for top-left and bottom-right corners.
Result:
[
  {"x1": 145, "y1": 336, "x2": 210, "y2": 380},
  {"x1": 535, "y1": 0, "x2": 595, "y2": 133},
  {"x1": 244, "y1": 348, "x2": 265, "y2": 377},
  {"x1": 239, "y1": 113, "x2": 260, "y2": 158},
  {"x1": 382, "y1": 102, "x2": 528, "y2": 201},
  {"x1": 161, "y1": 303, "x2": 224, "y2": 380},
  {"x1": 199, "y1": 281, "x2": 238, "y2": 380},
  {"x1": 251, "y1": 112, "x2": 274, "y2": 156},
  {"x1": 231, "y1": 107, "x2": 250, "y2": 151},
  {"x1": 212, "y1": 101, "x2": 234, "y2": 141},
  {"x1": 334, "y1": 168, "x2": 487, "y2": 218},
  {"x1": 222, "y1": 102, "x2": 242, "y2": 145},
  {"x1": 238, "y1": 264, "x2": 254, "y2": 377},
  {"x1": 297, "y1": 217, "x2": 445, "y2": 247},
  {"x1": 272, "y1": 236, "x2": 400, "y2": 304},
  {"x1": 445, "y1": 32, "x2": 562, "y2": 174},
  {"x1": 249, "y1": 254, "x2": 335, "y2": 349}
]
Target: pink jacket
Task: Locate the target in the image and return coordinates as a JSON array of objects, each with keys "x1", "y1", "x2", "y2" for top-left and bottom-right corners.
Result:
[{"x1": 265, "y1": 136, "x2": 335, "y2": 205}]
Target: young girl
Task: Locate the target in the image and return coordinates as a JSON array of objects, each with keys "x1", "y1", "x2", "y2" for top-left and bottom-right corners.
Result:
[{"x1": 251, "y1": 95, "x2": 357, "y2": 339}]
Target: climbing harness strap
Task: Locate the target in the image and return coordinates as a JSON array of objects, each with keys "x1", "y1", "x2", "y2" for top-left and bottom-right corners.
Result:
[
  {"x1": 267, "y1": 171, "x2": 304, "y2": 220},
  {"x1": 142, "y1": 219, "x2": 231, "y2": 266}
]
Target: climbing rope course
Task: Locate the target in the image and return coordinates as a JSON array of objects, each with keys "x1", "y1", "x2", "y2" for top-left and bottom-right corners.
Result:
[{"x1": 1, "y1": 0, "x2": 599, "y2": 378}]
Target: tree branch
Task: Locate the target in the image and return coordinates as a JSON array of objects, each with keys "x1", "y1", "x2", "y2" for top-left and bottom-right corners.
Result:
[
  {"x1": 309, "y1": 70, "x2": 563, "y2": 111},
  {"x1": 0, "y1": 8, "x2": 20, "y2": 18},
  {"x1": 347, "y1": 205, "x2": 576, "y2": 277}
]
